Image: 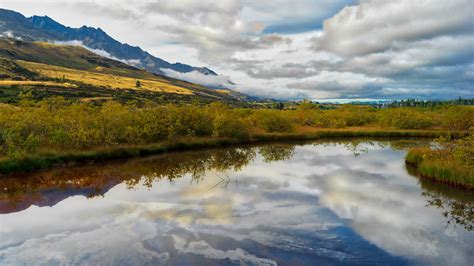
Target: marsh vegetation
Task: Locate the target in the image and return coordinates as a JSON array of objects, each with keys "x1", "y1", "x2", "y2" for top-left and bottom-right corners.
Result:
[
  {"x1": 406, "y1": 136, "x2": 474, "y2": 188},
  {"x1": 0, "y1": 98, "x2": 471, "y2": 173}
]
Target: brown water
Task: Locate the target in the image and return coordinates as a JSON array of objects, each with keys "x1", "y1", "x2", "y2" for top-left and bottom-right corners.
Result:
[{"x1": 0, "y1": 140, "x2": 473, "y2": 265}]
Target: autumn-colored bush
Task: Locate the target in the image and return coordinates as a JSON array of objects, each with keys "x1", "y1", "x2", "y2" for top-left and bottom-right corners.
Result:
[
  {"x1": 0, "y1": 98, "x2": 471, "y2": 159},
  {"x1": 380, "y1": 108, "x2": 434, "y2": 129},
  {"x1": 209, "y1": 103, "x2": 250, "y2": 139},
  {"x1": 442, "y1": 106, "x2": 474, "y2": 130},
  {"x1": 166, "y1": 104, "x2": 213, "y2": 138},
  {"x1": 340, "y1": 106, "x2": 377, "y2": 126},
  {"x1": 251, "y1": 109, "x2": 295, "y2": 133}
]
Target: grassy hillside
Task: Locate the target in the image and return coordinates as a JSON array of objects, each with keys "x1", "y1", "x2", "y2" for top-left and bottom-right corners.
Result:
[
  {"x1": 0, "y1": 38, "x2": 242, "y2": 103},
  {"x1": 17, "y1": 60, "x2": 193, "y2": 94}
]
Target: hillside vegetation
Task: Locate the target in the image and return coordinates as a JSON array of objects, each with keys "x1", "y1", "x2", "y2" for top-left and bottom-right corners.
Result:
[
  {"x1": 0, "y1": 38, "x2": 240, "y2": 103},
  {"x1": 17, "y1": 61, "x2": 193, "y2": 94},
  {"x1": 0, "y1": 98, "x2": 472, "y2": 172}
]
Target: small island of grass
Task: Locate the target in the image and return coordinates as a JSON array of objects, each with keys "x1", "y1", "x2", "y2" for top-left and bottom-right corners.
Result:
[{"x1": 406, "y1": 136, "x2": 473, "y2": 189}]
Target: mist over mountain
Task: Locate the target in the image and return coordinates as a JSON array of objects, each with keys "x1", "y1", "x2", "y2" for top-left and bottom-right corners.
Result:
[{"x1": 0, "y1": 8, "x2": 217, "y2": 78}]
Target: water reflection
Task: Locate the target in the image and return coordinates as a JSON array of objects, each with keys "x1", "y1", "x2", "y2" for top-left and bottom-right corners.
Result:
[
  {"x1": 0, "y1": 140, "x2": 472, "y2": 265},
  {"x1": 419, "y1": 177, "x2": 474, "y2": 231}
]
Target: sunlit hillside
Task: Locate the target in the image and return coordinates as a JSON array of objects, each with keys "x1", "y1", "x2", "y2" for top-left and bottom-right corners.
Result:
[
  {"x1": 0, "y1": 80, "x2": 76, "y2": 88},
  {"x1": 0, "y1": 39, "x2": 241, "y2": 102},
  {"x1": 17, "y1": 61, "x2": 193, "y2": 94}
]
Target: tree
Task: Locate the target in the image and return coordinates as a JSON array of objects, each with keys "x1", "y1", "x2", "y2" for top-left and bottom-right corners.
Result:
[
  {"x1": 135, "y1": 80, "x2": 141, "y2": 88},
  {"x1": 273, "y1": 102, "x2": 284, "y2": 110}
]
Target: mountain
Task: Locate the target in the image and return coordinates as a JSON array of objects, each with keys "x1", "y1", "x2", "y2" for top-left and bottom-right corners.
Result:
[
  {"x1": 0, "y1": 8, "x2": 217, "y2": 76},
  {"x1": 0, "y1": 38, "x2": 249, "y2": 104}
]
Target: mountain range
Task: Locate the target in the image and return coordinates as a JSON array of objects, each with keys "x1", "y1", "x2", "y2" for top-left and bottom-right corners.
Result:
[
  {"x1": 0, "y1": 37, "x2": 251, "y2": 104},
  {"x1": 0, "y1": 8, "x2": 217, "y2": 77}
]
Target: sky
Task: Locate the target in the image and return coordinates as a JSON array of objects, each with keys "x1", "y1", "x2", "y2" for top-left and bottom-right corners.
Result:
[{"x1": 1, "y1": 0, "x2": 473, "y2": 100}]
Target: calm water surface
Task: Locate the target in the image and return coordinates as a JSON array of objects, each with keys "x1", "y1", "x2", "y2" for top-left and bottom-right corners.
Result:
[{"x1": 0, "y1": 140, "x2": 473, "y2": 265}]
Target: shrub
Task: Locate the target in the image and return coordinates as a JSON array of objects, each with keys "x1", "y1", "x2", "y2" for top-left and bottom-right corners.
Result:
[
  {"x1": 452, "y1": 135, "x2": 474, "y2": 166},
  {"x1": 295, "y1": 109, "x2": 318, "y2": 126},
  {"x1": 380, "y1": 108, "x2": 433, "y2": 129},
  {"x1": 213, "y1": 114, "x2": 250, "y2": 139},
  {"x1": 314, "y1": 111, "x2": 346, "y2": 128},
  {"x1": 167, "y1": 104, "x2": 213, "y2": 138},
  {"x1": 251, "y1": 109, "x2": 295, "y2": 133},
  {"x1": 442, "y1": 106, "x2": 474, "y2": 130},
  {"x1": 340, "y1": 107, "x2": 377, "y2": 126}
]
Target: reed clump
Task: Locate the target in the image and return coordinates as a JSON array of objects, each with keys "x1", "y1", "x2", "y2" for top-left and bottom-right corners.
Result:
[{"x1": 406, "y1": 136, "x2": 474, "y2": 188}]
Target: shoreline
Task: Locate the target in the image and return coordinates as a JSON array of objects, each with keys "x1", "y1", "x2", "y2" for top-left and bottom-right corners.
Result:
[
  {"x1": 405, "y1": 148, "x2": 473, "y2": 190},
  {"x1": 0, "y1": 129, "x2": 469, "y2": 175}
]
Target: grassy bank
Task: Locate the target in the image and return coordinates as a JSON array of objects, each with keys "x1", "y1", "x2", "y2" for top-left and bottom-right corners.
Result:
[
  {"x1": 0, "y1": 99, "x2": 472, "y2": 174},
  {"x1": 0, "y1": 129, "x2": 468, "y2": 175},
  {"x1": 406, "y1": 136, "x2": 473, "y2": 189}
]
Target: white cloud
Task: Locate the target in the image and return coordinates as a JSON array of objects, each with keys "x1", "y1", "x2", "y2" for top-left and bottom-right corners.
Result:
[
  {"x1": 311, "y1": 0, "x2": 472, "y2": 57},
  {"x1": 52, "y1": 40, "x2": 142, "y2": 67},
  {"x1": 0, "y1": 0, "x2": 472, "y2": 100},
  {"x1": 140, "y1": 0, "x2": 292, "y2": 64},
  {"x1": 0, "y1": 30, "x2": 23, "y2": 40},
  {"x1": 1, "y1": 30, "x2": 14, "y2": 38},
  {"x1": 160, "y1": 68, "x2": 233, "y2": 88}
]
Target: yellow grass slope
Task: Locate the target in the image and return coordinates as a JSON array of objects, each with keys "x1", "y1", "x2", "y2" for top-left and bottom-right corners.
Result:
[
  {"x1": 16, "y1": 60, "x2": 194, "y2": 95},
  {"x1": 0, "y1": 80, "x2": 77, "y2": 88}
]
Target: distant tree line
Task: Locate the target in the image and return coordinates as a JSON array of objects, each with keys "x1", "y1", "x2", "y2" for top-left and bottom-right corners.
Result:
[{"x1": 387, "y1": 97, "x2": 474, "y2": 108}]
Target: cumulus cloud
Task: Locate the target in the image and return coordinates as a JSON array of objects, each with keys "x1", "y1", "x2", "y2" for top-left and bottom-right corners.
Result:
[
  {"x1": 140, "y1": 0, "x2": 292, "y2": 63},
  {"x1": 301, "y1": 0, "x2": 474, "y2": 99},
  {"x1": 286, "y1": 71, "x2": 391, "y2": 99},
  {"x1": 245, "y1": 59, "x2": 341, "y2": 79},
  {"x1": 311, "y1": 0, "x2": 472, "y2": 57}
]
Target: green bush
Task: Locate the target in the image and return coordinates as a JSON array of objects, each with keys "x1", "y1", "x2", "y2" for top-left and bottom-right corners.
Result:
[
  {"x1": 0, "y1": 99, "x2": 470, "y2": 160},
  {"x1": 341, "y1": 107, "x2": 377, "y2": 126},
  {"x1": 167, "y1": 104, "x2": 213, "y2": 138},
  {"x1": 452, "y1": 135, "x2": 474, "y2": 166},
  {"x1": 442, "y1": 106, "x2": 474, "y2": 130},
  {"x1": 251, "y1": 109, "x2": 295, "y2": 133},
  {"x1": 380, "y1": 108, "x2": 434, "y2": 129},
  {"x1": 213, "y1": 114, "x2": 249, "y2": 139}
]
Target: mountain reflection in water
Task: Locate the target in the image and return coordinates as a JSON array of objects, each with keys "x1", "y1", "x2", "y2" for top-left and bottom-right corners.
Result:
[{"x1": 0, "y1": 140, "x2": 472, "y2": 265}]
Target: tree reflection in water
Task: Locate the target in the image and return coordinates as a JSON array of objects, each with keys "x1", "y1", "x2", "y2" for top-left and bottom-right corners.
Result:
[
  {"x1": 415, "y1": 169, "x2": 474, "y2": 231},
  {"x1": 259, "y1": 144, "x2": 295, "y2": 162},
  {"x1": 0, "y1": 144, "x2": 283, "y2": 213},
  {"x1": 0, "y1": 140, "x2": 472, "y2": 232}
]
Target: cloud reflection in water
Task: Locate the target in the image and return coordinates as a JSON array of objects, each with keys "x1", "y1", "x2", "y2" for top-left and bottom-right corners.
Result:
[{"x1": 0, "y1": 141, "x2": 472, "y2": 265}]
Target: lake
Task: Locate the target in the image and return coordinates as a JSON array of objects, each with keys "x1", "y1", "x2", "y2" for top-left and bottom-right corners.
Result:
[{"x1": 0, "y1": 140, "x2": 473, "y2": 265}]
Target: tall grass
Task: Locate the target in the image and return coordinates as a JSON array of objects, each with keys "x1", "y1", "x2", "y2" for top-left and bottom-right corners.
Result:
[
  {"x1": 0, "y1": 99, "x2": 472, "y2": 174},
  {"x1": 0, "y1": 137, "x2": 239, "y2": 174},
  {"x1": 406, "y1": 136, "x2": 474, "y2": 189},
  {"x1": 0, "y1": 130, "x2": 467, "y2": 174}
]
